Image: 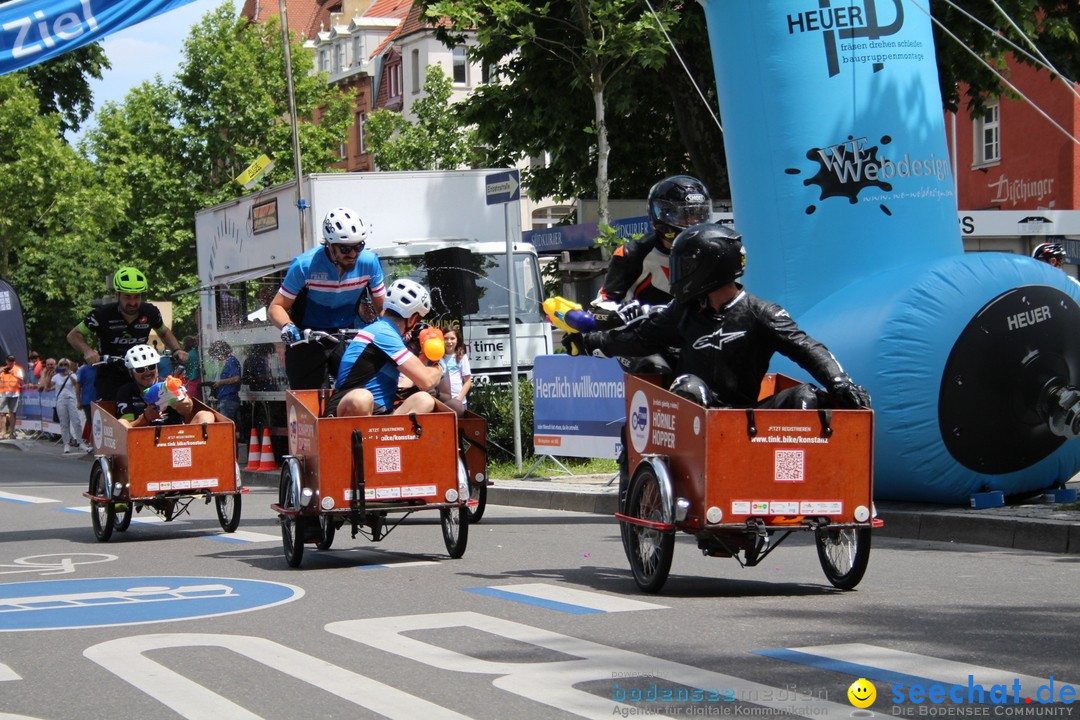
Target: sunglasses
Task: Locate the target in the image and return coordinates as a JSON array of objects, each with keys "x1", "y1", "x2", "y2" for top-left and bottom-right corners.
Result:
[
  {"x1": 332, "y1": 244, "x2": 362, "y2": 255},
  {"x1": 134, "y1": 365, "x2": 157, "y2": 374}
]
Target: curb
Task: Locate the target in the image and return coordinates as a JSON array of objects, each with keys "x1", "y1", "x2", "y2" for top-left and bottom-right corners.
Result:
[{"x1": 874, "y1": 505, "x2": 1080, "y2": 555}]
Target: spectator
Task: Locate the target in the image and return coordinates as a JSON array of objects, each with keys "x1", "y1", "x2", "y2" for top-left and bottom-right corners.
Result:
[
  {"x1": 27, "y1": 351, "x2": 42, "y2": 386},
  {"x1": 37, "y1": 358, "x2": 57, "y2": 392},
  {"x1": 45, "y1": 359, "x2": 82, "y2": 453},
  {"x1": 0, "y1": 354, "x2": 25, "y2": 440},
  {"x1": 75, "y1": 359, "x2": 95, "y2": 452},
  {"x1": 153, "y1": 339, "x2": 174, "y2": 377},
  {"x1": 209, "y1": 340, "x2": 241, "y2": 422},
  {"x1": 182, "y1": 335, "x2": 202, "y2": 399},
  {"x1": 438, "y1": 326, "x2": 472, "y2": 415},
  {"x1": 242, "y1": 343, "x2": 278, "y2": 391}
]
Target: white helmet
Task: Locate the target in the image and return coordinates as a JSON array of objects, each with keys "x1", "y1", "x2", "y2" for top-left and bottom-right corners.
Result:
[
  {"x1": 322, "y1": 207, "x2": 369, "y2": 246},
  {"x1": 124, "y1": 344, "x2": 160, "y2": 371},
  {"x1": 384, "y1": 279, "x2": 431, "y2": 319}
]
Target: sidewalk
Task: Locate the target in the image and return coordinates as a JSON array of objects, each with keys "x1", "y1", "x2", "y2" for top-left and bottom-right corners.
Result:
[{"x1": 6, "y1": 435, "x2": 1078, "y2": 554}]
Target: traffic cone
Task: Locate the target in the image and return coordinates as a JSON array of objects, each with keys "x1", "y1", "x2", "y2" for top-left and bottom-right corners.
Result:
[
  {"x1": 255, "y1": 428, "x2": 277, "y2": 472},
  {"x1": 243, "y1": 428, "x2": 261, "y2": 471}
]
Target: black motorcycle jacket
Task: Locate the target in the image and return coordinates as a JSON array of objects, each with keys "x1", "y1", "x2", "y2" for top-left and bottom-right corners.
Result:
[
  {"x1": 596, "y1": 232, "x2": 673, "y2": 307},
  {"x1": 582, "y1": 287, "x2": 851, "y2": 407}
]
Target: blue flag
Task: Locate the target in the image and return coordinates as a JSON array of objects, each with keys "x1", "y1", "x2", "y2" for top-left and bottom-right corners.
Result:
[{"x1": 0, "y1": 0, "x2": 199, "y2": 76}]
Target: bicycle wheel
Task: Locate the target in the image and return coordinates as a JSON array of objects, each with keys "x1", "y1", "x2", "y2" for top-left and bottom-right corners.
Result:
[
  {"x1": 441, "y1": 505, "x2": 469, "y2": 559},
  {"x1": 815, "y1": 526, "x2": 871, "y2": 590},
  {"x1": 625, "y1": 464, "x2": 674, "y2": 593},
  {"x1": 216, "y1": 494, "x2": 242, "y2": 533},
  {"x1": 279, "y1": 457, "x2": 305, "y2": 567},
  {"x1": 316, "y1": 515, "x2": 336, "y2": 551},
  {"x1": 88, "y1": 462, "x2": 114, "y2": 542},
  {"x1": 114, "y1": 502, "x2": 133, "y2": 532}
]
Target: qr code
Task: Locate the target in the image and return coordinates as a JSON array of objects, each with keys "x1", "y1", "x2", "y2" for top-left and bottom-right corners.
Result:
[
  {"x1": 375, "y1": 446, "x2": 402, "y2": 474},
  {"x1": 172, "y1": 447, "x2": 193, "y2": 468},
  {"x1": 774, "y1": 449, "x2": 805, "y2": 482}
]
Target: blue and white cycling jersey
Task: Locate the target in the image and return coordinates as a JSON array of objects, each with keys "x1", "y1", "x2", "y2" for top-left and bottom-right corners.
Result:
[
  {"x1": 334, "y1": 319, "x2": 414, "y2": 409},
  {"x1": 278, "y1": 245, "x2": 385, "y2": 329}
]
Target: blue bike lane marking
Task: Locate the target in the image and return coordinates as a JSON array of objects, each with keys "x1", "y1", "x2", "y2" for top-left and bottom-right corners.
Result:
[{"x1": 0, "y1": 576, "x2": 303, "y2": 631}]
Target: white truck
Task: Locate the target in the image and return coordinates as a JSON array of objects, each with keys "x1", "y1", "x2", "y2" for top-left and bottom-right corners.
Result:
[{"x1": 193, "y1": 170, "x2": 552, "y2": 422}]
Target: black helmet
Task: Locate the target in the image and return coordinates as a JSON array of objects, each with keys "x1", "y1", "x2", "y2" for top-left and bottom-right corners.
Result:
[
  {"x1": 669, "y1": 223, "x2": 745, "y2": 302},
  {"x1": 1033, "y1": 242, "x2": 1066, "y2": 264},
  {"x1": 647, "y1": 175, "x2": 712, "y2": 238}
]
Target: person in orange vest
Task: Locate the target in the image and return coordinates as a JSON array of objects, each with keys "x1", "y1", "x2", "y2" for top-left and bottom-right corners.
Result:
[{"x1": 0, "y1": 354, "x2": 26, "y2": 440}]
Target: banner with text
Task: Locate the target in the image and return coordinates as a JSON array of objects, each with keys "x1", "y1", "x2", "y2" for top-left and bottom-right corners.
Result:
[
  {"x1": 1, "y1": 0, "x2": 199, "y2": 77},
  {"x1": 532, "y1": 354, "x2": 625, "y2": 459}
]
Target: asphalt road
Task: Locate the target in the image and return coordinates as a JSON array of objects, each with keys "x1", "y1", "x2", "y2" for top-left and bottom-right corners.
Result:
[{"x1": 1, "y1": 446, "x2": 1078, "y2": 720}]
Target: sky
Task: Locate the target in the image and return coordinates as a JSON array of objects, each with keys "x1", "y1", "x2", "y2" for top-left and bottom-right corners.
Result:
[{"x1": 73, "y1": 0, "x2": 237, "y2": 138}]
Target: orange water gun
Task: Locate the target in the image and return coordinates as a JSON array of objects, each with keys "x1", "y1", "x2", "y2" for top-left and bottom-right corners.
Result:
[{"x1": 418, "y1": 326, "x2": 445, "y2": 362}]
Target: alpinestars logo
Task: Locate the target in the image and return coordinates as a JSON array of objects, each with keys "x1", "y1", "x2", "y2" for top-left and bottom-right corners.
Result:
[
  {"x1": 692, "y1": 330, "x2": 746, "y2": 351},
  {"x1": 785, "y1": 0, "x2": 905, "y2": 77}
]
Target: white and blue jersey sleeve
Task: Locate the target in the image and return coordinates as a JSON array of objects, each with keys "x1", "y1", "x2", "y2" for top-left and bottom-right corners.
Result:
[
  {"x1": 334, "y1": 319, "x2": 415, "y2": 409},
  {"x1": 278, "y1": 246, "x2": 386, "y2": 329}
]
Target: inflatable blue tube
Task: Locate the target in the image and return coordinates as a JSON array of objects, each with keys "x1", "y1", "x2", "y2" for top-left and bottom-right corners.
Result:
[
  {"x1": 699, "y1": 0, "x2": 961, "y2": 316},
  {"x1": 772, "y1": 253, "x2": 1080, "y2": 502}
]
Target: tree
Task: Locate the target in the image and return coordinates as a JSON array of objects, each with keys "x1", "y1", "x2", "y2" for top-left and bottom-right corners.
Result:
[
  {"x1": 932, "y1": 2, "x2": 1080, "y2": 115},
  {"x1": 366, "y1": 64, "x2": 479, "y2": 170},
  {"x1": 80, "y1": 4, "x2": 356, "y2": 324},
  {"x1": 24, "y1": 44, "x2": 111, "y2": 136},
  {"x1": 427, "y1": 0, "x2": 678, "y2": 225}
]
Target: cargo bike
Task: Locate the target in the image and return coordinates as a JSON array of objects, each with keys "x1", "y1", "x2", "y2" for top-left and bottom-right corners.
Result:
[
  {"x1": 616, "y1": 372, "x2": 876, "y2": 593},
  {"x1": 271, "y1": 390, "x2": 481, "y2": 568},
  {"x1": 83, "y1": 400, "x2": 244, "y2": 542}
]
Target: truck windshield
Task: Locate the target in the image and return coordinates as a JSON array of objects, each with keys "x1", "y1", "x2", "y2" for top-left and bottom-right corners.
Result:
[{"x1": 381, "y1": 250, "x2": 544, "y2": 323}]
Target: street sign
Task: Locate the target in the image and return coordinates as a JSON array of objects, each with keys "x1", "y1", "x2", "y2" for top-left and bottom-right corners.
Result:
[
  {"x1": 485, "y1": 170, "x2": 520, "y2": 206},
  {"x1": 0, "y1": 576, "x2": 302, "y2": 631},
  {"x1": 235, "y1": 154, "x2": 275, "y2": 189}
]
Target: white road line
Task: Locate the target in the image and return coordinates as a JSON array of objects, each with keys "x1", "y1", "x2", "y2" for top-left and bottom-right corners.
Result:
[
  {"x1": 61, "y1": 507, "x2": 187, "y2": 525},
  {"x1": 0, "y1": 663, "x2": 20, "y2": 681},
  {"x1": 0, "y1": 491, "x2": 58, "y2": 504},
  {"x1": 202, "y1": 530, "x2": 280, "y2": 543},
  {"x1": 472, "y1": 583, "x2": 668, "y2": 613},
  {"x1": 772, "y1": 643, "x2": 1077, "y2": 702}
]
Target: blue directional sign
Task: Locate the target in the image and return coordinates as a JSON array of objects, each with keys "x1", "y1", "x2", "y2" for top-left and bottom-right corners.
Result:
[
  {"x1": 0, "y1": 576, "x2": 303, "y2": 631},
  {"x1": 485, "y1": 169, "x2": 521, "y2": 205}
]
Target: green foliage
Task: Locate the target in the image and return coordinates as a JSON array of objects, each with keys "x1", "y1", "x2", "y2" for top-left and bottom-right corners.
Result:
[
  {"x1": 467, "y1": 379, "x2": 534, "y2": 458},
  {"x1": 366, "y1": 64, "x2": 479, "y2": 170},
  {"x1": 25, "y1": 44, "x2": 110, "y2": 136},
  {"x1": 72, "y1": 2, "x2": 354, "y2": 327}
]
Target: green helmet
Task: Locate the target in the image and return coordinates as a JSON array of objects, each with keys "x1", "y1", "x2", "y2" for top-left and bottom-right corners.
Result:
[{"x1": 114, "y1": 267, "x2": 147, "y2": 294}]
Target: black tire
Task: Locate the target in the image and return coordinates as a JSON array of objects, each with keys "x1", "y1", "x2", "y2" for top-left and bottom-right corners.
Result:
[
  {"x1": 215, "y1": 494, "x2": 242, "y2": 533},
  {"x1": 316, "y1": 515, "x2": 336, "y2": 551},
  {"x1": 114, "y1": 502, "x2": 133, "y2": 532},
  {"x1": 441, "y1": 506, "x2": 469, "y2": 559},
  {"x1": 625, "y1": 464, "x2": 675, "y2": 593},
  {"x1": 89, "y1": 462, "x2": 114, "y2": 542},
  {"x1": 279, "y1": 458, "x2": 305, "y2": 568},
  {"x1": 462, "y1": 453, "x2": 487, "y2": 524},
  {"x1": 161, "y1": 499, "x2": 176, "y2": 522},
  {"x1": 815, "y1": 526, "x2": 872, "y2": 590}
]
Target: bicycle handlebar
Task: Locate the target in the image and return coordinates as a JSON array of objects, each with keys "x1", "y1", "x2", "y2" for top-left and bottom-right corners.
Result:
[{"x1": 288, "y1": 329, "x2": 359, "y2": 348}]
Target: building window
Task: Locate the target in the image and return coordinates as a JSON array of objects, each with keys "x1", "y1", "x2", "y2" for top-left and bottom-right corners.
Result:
[
  {"x1": 532, "y1": 205, "x2": 572, "y2": 230},
  {"x1": 411, "y1": 49, "x2": 420, "y2": 93},
  {"x1": 339, "y1": 142, "x2": 347, "y2": 159},
  {"x1": 389, "y1": 63, "x2": 401, "y2": 97},
  {"x1": 452, "y1": 46, "x2": 468, "y2": 85},
  {"x1": 481, "y1": 62, "x2": 492, "y2": 85},
  {"x1": 335, "y1": 43, "x2": 346, "y2": 73},
  {"x1": 357, "y1": 112, "x2": 366, "y2": 154},
  {"x1": 974, "y1": 101, "x2": 1000, "y2": 166},
  {"x1": 319, "y1": 49, "x2": 329, "y2": 72},
  {"x1": 353, "y1": 36, "x2": 365, "y2": 65}
]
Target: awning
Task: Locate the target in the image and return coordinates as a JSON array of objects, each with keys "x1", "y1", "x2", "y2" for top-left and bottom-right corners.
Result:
[{"x1": 173, "y1": 263, "x2": 289, "y2": 297}]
